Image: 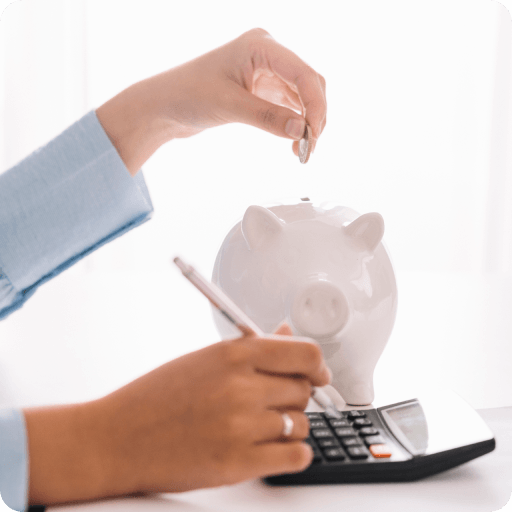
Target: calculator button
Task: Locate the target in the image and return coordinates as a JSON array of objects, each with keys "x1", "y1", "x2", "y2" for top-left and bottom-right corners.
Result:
[
  {"x1": 323, "y1": 448, "x2": 346, "y2": 460},
  {"x1": 329, "y1": 419, "x2": 350, "y2": 428},
  {"x1": 318, "y1": 438, "x2": 340, "y2": 448},
  {"x1": 340, "y1": 436, "x2": 363, "y2": 447},
  {"x1": 352, "y1": 418, "x2": 373, "y2": 428},
  {"x1": 312, "y1": 449, "x2": 323, "y2": 463},
  {"x1": 358, "y1": 427, "x2": 379, "y2": 437},
  {"x1": 346, "y1": 446, "x2": 370, "y2": 459},
  {"x1": 347, "y1": 411, "x2": 366, "y2": 420},
  {"x1": 369, "y1": 444, "x2": 392, "y2": 458},
  {"x1": 309, "y1": 420, "x2": 328, "y2": 429},
  {"x1": 306, "y1": 413, "x2": 323, "y2": 420},
  {"x1": 334, "y1": 427, "x2": 357, "y2": 438},
  {"x1": 323, "y1": 409, "x2": 342, "y2": 419},
  {"x1": 311, "y1": 429, "x2": 334, "y2": 438},
  {"x1": 363, "y1": 435, "x2": 386, "y2": 446}
]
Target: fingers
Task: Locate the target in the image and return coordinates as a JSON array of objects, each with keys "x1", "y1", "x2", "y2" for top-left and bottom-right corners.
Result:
[
  {"x1": 255, "y1": 373, "x2": 313, "y2": 410},
  {"x1": 252, "y1": 74, "x2": 303, "y2": 113},
  {"x1": 254, "y1": 409, "x2": 310, "y2": 443},
  {"x1": 243, "y1": 336, "x2": 331, "y2": 387},
  {"x1": 293, "y1": 71, "x2": 327, "y2": 143},
  {"x1": 223, "y1": 29, "x2": 326, "y2": 150},
  {"x1": 248, "y1": 32, "x2": 327, "y2": 142},
  {"x1": 232, "y1": 410, "x2": 310, "y2": 444},
  {"x1": 244, "y1": 441, "x2": 313, "y2": 478},
  {"x1": 230, "y1": 86, "x2": 307, "y2": 141}
]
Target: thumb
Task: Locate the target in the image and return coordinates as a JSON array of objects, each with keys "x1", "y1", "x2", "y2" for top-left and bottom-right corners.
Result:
[{"x1": 231, "y1": 87, "x2": 306, "y2": 141}]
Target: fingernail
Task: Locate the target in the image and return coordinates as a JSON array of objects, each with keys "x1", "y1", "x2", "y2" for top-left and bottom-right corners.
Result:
[
  {"x1": 285, "y1": 118, "x2": 305, "y2": 139},
  {"x1": 274, "y1": 320, "x2": 290, "y2": 333}
]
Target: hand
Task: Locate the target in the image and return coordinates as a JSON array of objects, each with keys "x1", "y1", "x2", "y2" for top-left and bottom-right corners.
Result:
[
  {"x1": 100, "y1": 322, "x2": 330, "y2": 494},
  {"x1": 24, "y1": 323, "x2": 331, "y2": 505},
  {"x1": 96, "y1": 28, "x2": 327, "y2": 175}
]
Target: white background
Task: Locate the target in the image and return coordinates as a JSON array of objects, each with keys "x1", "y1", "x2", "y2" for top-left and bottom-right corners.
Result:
[{"x1": 0, "y1": 0, "x2": 511, "y2": 409}]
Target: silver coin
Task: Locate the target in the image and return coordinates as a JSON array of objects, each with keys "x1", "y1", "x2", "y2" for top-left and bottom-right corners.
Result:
[{"x1": 299, "y1": 124, "x2": 312, "y2": 164}]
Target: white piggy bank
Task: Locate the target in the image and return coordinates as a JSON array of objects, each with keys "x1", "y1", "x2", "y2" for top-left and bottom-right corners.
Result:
[{"x1": 211, "y1": 199, "x2": 397, "y2": 406}]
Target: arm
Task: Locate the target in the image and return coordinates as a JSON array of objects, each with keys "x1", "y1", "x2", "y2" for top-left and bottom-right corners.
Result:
[
  {"x1": 0, "y1": 110, "x2": 154, "y2": 511},
  {"x1": 0, "y1": 111, "x2": 153, "y2": 321},
  {"x1": 1, "y1": 28, "x2": 327, "y2": 510},
  {"x1": 1, "y1": 27, "x2": 326, "y2": 320},
  {"x1": 24, "y1": 324, "x2": 331, "y2": 506}
]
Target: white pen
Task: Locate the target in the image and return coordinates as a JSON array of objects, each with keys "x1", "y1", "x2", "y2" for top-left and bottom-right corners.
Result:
[{"x1": 173, "y1": 256, "x2": 342, "y2": 419}]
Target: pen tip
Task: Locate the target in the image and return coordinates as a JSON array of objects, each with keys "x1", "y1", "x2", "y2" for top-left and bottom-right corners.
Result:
[{"x1": 327, "y1": 405, "x2": 342, "y2": 419}]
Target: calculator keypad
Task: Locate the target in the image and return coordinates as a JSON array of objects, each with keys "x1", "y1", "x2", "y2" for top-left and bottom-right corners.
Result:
[{"x1": 306, "y1": 410, "x2": 392, "y2": 464}]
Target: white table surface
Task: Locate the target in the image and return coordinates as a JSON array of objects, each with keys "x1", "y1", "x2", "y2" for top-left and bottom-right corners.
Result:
[{"x1": 49, "y1": 407, "x2": 512, "y2": 512}]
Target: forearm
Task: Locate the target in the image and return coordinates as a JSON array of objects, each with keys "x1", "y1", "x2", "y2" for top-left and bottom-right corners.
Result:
[
  {"x1": 0, "y1": 111, "x2": 154, "y2": 321},
  {"x1": 96, "y1": 77, "x2": 173, "y2": 177},
  {"x1": 24, "y1": 399, "x2": 137, "y2": 506}
]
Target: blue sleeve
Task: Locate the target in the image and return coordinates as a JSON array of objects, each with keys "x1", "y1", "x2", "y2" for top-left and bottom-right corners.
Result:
[
  {"x1": 0, "y1": 409, "x2": 27, "y2": 511},
  {"x1": 0, "y1": 110, "x2": 154, "y2": 319},
  {"x1": 0, "y1": 110, "x2": 154, "y2": 510}
]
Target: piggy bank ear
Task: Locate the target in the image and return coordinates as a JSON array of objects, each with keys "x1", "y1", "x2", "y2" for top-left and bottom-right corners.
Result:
[
  {"x1": 345, "y1": 212, "x2": 384, "y2": 252},
  {"x1": 242, "y1": 205, "x2": 284, "y2": 250}
]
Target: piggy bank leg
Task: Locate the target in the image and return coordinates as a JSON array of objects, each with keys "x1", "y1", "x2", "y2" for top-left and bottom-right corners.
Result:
[
  {"x1": 321, "y1": 345, "x2": 375, "y2": 406},
  {"x1": 331, "y1": 368, "x2": 374, "y2": 406}
]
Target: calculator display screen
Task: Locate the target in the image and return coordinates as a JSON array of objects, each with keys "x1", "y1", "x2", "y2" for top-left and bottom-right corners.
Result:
[
  {"x1": 378, "y1": 391, "x2": 494, "y2": 456},
  {"x1": 382, "y1": 402, "x2": 428, "y2": 455}
]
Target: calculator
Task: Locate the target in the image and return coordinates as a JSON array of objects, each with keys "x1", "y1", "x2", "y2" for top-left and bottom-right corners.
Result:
[{"x1": 265, "y1": 390, "x2": 496, "y2": 485}]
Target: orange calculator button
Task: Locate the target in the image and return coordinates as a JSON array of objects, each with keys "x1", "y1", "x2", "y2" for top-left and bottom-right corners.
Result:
[{"x1": 369, "y1": 444, "x2": 392, "y2": 458}]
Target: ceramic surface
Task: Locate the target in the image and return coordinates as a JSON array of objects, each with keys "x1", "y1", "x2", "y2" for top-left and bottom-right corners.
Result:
[{"x1": 212, "y1": 199, "x2": 398, "y2": 405}]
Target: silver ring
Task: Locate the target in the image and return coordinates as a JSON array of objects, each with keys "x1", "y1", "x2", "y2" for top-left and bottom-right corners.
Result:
[{"x1": 281, "y1": 412, "x2": 294, "y2": 437}]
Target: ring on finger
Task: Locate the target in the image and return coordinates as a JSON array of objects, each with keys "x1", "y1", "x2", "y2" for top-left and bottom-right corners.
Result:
[{"x1": 281, "y1": 412, "x2": 294, "y2": 437}]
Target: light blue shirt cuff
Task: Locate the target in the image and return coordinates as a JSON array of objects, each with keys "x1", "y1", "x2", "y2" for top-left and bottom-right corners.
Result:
[
  {"x1": 0, "y1": 110, "x2": 154, "y2": 319},
  {"x1": 0, "y1": 409, "x2": 27, "y2": 511}
]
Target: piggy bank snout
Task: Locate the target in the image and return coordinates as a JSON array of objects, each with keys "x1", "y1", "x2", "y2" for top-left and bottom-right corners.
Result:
[{"x1": 290, "y1": 280, "x2": 350, "y2": 340}]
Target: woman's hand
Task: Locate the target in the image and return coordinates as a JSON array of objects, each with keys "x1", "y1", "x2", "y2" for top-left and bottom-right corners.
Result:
[
  {"x1": 96, "y1": 28, "x2": 327, "y2": 175},
  {"x1": 100, "y1": 322, "x2": 330, "y2": 495},
  {"x1": 25, "y1": 323, "x2": 331, "y2": 505}
]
